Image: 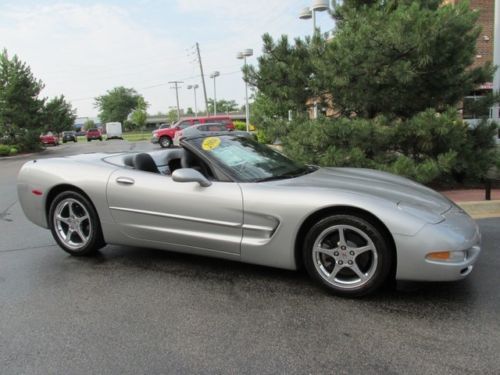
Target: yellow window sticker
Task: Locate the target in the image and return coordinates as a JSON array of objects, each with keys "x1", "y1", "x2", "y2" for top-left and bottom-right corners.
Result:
[{"x1": 202, "y1": 137, "x2": 221, "y2": 151}]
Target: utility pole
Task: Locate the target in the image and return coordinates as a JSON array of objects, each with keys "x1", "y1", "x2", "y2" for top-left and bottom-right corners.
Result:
[
  {"x1": 169, "y1": 81, "x2": 183, "y2": 121},
  {"x1": 195, "y1": 42, "x2": 209, "y2": 116}
]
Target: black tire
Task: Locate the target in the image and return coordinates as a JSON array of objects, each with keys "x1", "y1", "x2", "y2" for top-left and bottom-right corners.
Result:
[
  {"x1": 87, "y1": 139, "x2": 91, "y2": 142},
  {"x1": 159, "y1": 136, "x2": 172, "y2": 148},
  {"x1": 48, "y1": 191, "x2": 105, "y2": 256},
  {"x1": 303, "y1": 214, "x2": 393, "y2": 297}
]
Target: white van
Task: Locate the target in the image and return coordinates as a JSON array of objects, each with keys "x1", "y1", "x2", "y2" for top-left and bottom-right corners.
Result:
[{"x1": 105, "y1": 122, "x2": 123, "y2": 140}]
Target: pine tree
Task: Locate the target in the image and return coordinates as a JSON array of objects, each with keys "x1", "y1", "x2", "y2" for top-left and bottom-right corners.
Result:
[{"x1": 0, "y1": 49, "x2": 45, "y2": 143}]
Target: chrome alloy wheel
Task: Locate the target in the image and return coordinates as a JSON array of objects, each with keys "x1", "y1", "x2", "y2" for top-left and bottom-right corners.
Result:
[
  {"x1": 53, "y1": 198, "x2": 92, "y2": 251},
  {"x1": 312, "y1": 224, "x2": 378, "y2": 289}
]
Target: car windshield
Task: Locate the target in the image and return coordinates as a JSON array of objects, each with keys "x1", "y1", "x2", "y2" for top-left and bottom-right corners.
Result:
[{"x1": 187, "y1": 135, "x2": 316, "y2": 182}]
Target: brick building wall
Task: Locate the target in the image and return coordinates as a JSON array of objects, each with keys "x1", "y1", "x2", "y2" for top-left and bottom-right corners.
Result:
[{"x1": 444, "y1": 0, "x2": 494, "y2": 69}]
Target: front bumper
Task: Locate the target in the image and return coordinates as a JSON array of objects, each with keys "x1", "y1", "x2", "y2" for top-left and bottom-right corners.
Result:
[
  {"x1": 395, "y1": 206, "x2": 481, "y2": 282},
  {"x1": 151, "y1": 136, "x2": 159, "y2": 144}
]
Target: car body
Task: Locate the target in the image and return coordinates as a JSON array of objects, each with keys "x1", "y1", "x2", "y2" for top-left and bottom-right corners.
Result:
[
  {"x1": 105, "y1": 122, "x2": 123, "y2": 140},
  {"x1": 17, "y1": 134, "x2": 481, "y2": 296},
  {"x1": 40, "y1": 132, "x2": 59, "y2": 146},
  {"x1": 86, "y1": 128, "x2": 102, "y2": 142},
  {"x1": 172, "y1": 123, "x2": 254, "y2": 146},
  {"x1": 62, "y1": 131, "x2": 77, "y2": 143},
  {"x1": 152, "y1": 116, "x2": 235, "y2": 148}
]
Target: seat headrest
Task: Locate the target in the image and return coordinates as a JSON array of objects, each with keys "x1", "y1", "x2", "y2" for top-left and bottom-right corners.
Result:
[{"x1": 133, "y1": 153, "x2": 159, "y2": 174}]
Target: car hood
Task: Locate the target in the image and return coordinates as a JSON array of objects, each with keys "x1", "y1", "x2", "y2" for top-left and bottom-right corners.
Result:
[{"x1": 275, "y1": 167, "x2": 452, "y2": 214}]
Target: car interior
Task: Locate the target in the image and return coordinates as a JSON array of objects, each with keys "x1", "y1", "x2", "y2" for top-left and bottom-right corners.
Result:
[{"x1": 118, "y1": 148, "x2": 214, "y2": 180}]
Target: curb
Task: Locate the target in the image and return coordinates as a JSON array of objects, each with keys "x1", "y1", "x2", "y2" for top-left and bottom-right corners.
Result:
[
  {"x1": 456, "y1": 200, "x2": 500, "y2": 219},
  {"x1": 0, "y1": 150, "x2": 44, "y2": 161}
]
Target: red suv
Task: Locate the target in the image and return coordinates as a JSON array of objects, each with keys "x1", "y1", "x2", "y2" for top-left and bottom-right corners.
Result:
[
  {"x1": 86, "y1": 128, "x2": 102, "y2": 142},
  {"x1": 151, "y1": 116, "x2": 235, "y2": 148}
]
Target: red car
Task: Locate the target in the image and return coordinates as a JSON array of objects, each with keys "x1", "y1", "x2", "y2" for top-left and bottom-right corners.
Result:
[
  {"x1": 151, "y1": 116, "x2": 235, "y2": 148},
  {"x1": 86, "y1": 128, "x2": 102, "y2": 142},
  {"x1": 40, "y1": 132, "x2": 59, "y2": 146}
]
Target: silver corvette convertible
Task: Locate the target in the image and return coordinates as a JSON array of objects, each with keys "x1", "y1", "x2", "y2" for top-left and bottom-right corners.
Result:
[{"x1": 17, "y1": 134, "x2": 481, "y2": 296}]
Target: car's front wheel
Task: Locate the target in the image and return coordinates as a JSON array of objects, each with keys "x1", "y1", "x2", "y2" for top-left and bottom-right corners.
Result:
[
  {"x1": 49, "y1": 191, "x2": 105, "y2": 256},
  {"x1": 303, "y1": 214, "x2": 393, "y2": 297},
  {"x1": 159, "y1": 136, "x2": 172, "y2": 148}
]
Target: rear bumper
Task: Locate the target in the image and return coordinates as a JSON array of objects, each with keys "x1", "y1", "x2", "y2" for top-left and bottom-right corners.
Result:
[{"x1": 395, "y1": 206, "x2": 481, "y2": 282}]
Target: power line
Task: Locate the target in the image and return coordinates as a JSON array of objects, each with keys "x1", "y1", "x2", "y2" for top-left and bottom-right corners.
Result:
[{"x1": 68, "y1": 70, "x2": 242, "y2": 103}]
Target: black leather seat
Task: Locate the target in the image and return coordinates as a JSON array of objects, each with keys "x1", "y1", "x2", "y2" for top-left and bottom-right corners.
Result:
[{"x1": 133, "y1": 153, "x2": 160, "y2": 174}]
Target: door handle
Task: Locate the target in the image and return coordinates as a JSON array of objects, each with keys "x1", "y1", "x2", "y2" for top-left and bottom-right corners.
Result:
[{"x1": 116, "y1": 177, "x2": 135, "y2": 185}]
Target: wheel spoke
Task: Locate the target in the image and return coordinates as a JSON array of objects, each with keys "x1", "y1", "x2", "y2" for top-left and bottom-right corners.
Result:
[
  {"x1": 314, "y1": 245, "x2": 337, "y2": 258},
  {"x1": 328, "y1": 265, "x2": 343, "y2": 280},
  {"x1": 74, "y1": 225, "x2": 87, "y2": 243},
  {"x1": 68, "y1": 202, "x2": 75, "y2": 217},
  {"x1": 65, "y1": 228, "x2": 75, "y2": 243},
  {"x1": 352, "y1": 245, "x2": 373, "y2": 256},
  {"x1": 79, "y1": 214, "x2": 89, "y2": 222},
  {"x1": 351, "y1": 263, "x2": 367, "y2": 281},
  {"x1": 56, "y1": 214, "x2": 70, "y2": 225},
  {"x1": 338, "y1": 227, "x2": 346, "y2": 245}
]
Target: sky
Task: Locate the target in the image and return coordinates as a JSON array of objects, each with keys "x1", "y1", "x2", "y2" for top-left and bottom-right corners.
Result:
[{"x1": 0, "y1": 0, "x2": 335, "y2": 118}]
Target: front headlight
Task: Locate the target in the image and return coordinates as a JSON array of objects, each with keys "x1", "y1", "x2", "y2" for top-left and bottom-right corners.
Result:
[{"x1": 397, "y1": 202, "x2": 444, "y2": 224}]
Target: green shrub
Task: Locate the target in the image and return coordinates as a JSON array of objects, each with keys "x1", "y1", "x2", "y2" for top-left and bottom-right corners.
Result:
[
  {"x1": 0, "y1": 144, "x2": 11, "y2": 156},
  {"x1": 13, "y1": 130, "x2": 43, "y2": 152},
  {"x1": 9, "y1": 147, "x2": 18, "y2": 156},
  {"x1": 233, "y1": 120, "x2": 246, "y2": 131},
  {"x1": 279, "y1": 108, "x2": 498, "y2": 184}
]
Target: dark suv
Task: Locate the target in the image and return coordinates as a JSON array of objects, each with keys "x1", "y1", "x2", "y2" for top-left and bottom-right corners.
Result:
[{"x1": 62, "y1": 131, "x2": 77, "y2": 143}]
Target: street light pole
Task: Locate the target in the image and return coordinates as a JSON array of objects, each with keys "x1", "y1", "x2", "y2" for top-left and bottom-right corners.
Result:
[
  {"x1": 299, "y1": 0, "x2": 330, "y2": 34},
  {"x1": 169, "y1": 81, "x2": 183, "y2": 121},
  {"x1": 187, "y1": 84, "x2": 199, "y2": 117},
  {"x1": 210, "y1": 71, "x2": 220, "y2": 116},
  {"x1": 237, "y1": 49, "x2": 253, "y2": 132},
  {"x1": 492, "y1": 0, "x2": 500, "y2": 121}
]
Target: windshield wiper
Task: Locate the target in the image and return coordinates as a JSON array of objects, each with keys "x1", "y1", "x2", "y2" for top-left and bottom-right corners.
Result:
[
  {"x1": 254, "y1": 168, "x2": 313, "y2": 182},
  {"x1": 254, "y1": 175, "x2": 292, "y2": 182}
]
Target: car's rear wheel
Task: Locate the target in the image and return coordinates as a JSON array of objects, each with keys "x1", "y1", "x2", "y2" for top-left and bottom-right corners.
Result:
[
  {"x1": 303, "y1": 214, "x2": 393, "y2": 297},
  {"x1": 159, "y1": 136, "x2": 172, "y2": 148},
  {"x1": 49, "y1": 191, "x2": 105, "y2": 256}
]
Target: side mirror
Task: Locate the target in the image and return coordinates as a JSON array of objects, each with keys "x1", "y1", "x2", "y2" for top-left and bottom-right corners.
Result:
[{"x1": 172, "y1": 168, "x2": 212, "y2": 187}]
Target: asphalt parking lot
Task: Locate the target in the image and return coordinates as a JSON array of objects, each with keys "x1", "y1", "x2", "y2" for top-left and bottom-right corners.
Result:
[{"x1": 1, "y1": 140, "x2": 499, "y2": 374}]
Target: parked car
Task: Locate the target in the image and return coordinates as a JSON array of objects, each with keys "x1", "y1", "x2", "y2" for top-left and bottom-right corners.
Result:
[
  {"x1": 40, "y1": 132, "x2": 59, "y2": 146},
  {"x1": 105, "y1": 122, "x2": 123, "y2": 140},
  {"x1": 173, "y1": 122, "x2": 253, "y2": 146},
  {"x1": 86, "y1": 128, "x2": 102, "y2": 142},
  {"x1": 152, "y1": 116, "x2": 235, "y2": 148},
  {"x1": 17, "y1": 133, "x2": 481, "y2": 297},
  {"x1": 61, "y1": 131, "x2": 77, "y2": 143}
]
